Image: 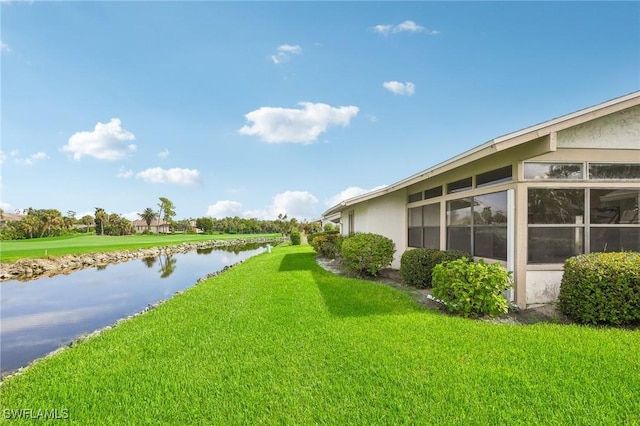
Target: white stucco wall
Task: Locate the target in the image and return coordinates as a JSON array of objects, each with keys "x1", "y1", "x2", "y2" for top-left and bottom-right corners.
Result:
[
  {"x1": 557, "y1": 105, "x2": 640, "y2": 149},
  {"x1": 525, "y1": 270, "x2": 564, "y2": 305},
  {"x1": 366, "y1": 190, "x2": 407, "y2": 269}
]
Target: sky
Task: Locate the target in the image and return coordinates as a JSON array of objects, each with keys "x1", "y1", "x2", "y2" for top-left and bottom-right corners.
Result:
[{"x1": 1, "y1": 1, "x2": 639, "y2": 222}]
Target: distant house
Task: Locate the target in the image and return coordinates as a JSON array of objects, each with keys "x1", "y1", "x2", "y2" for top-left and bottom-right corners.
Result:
[
  {"x1": 131, "y1": 220, "x2": 172, "y2": 234},
  {"x1": 322, "y1": 92, "x2": 640, "y2": 308},
  {"x1": 0, "y1": 213, "x2": 25, "y2": 226}
]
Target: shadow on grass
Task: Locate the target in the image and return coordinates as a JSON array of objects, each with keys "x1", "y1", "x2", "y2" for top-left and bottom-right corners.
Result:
[{"x1": 279, "y1": 252, "x2": 422, "y2": 318}]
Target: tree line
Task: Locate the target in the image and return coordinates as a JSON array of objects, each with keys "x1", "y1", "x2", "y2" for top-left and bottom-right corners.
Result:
[{"x1": 0, "y1": 199, "x2": 323, "y2": 240}]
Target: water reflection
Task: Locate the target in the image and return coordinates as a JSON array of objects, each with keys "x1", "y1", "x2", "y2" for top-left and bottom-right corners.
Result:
[{"x1": 1, "y1": 243, "x2": 267, "y2": 374}]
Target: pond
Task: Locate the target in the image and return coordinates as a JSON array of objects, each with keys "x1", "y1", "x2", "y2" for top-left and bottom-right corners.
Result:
[{"x1": 0, "y1": 244, "x2": 267, "y2": 374}]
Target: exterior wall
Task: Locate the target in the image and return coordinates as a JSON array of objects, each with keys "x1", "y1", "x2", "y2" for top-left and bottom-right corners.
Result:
[
  {"x1": 526, "y1": 270, "x2": 564, "y2": 305},
  {"x1": 557, "y1": 105, "x2": 640, "y2": 149},
  {"x1": 367, "y1": 190, "x2": 408, "y2": 269}
]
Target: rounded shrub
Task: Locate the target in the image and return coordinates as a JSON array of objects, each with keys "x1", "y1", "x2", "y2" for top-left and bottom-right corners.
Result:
[
  {"x1": 309, "y1": 231, "x2": 343, "y2": 259},
  {"x1": 558, "y1": 252, "x2": 640, "y2": 326},
  {"x1": 340, "y1": 233, "x2": 395, "y2": 277},
  {"x1": 400, "y1": 248, "x2": 471, "y2": 288},
  {"x1": 432, "y1": 258, "x2": 513, "y2": 318},
  {"x1": 290, "y1": 230, "x2": 301, "y2": 246}
]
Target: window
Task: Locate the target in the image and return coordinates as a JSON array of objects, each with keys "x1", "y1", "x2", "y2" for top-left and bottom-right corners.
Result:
[
  {"x1": 446, "y1": 191, "x2": 508, "y2": 260},
  {"x1": 408, "y1": 192, "x2": 423, "y2": 203},
  {"x1": 447, "y1": 177, "x2": 472, "y2": 194},
  {"x1": 424, "y1": 186, "x2": 443, "y2": 200},
  {"x1": 524, "y1": 163, "x2": 583, "y2": 180},
  {"x1": 408, "y1": 203, "x2": 440, "y2": 249},
  {"x1": 348, "y1": 211, "x2": 354, "y2": 235},
  {"x1": 476, "y1": 165, "x2": 512, "y2": 187},
  {"x1": 589, "y1": 163, "x2": 640, "y2": 180},
  {"x1": 590, "y1": 188, "x2": 640, "y2": 252},
  {"x1": 527, "y1": 189, "x2": 585, "y2": 263}
]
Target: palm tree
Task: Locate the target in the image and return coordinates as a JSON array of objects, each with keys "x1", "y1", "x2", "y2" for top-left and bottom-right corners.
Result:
[
  {"x1": 138, "y1": 208, "x2": 158, "y2": 232},
  {"x1": 94, "y1": 207, "x2": 108, "y2": 236}
]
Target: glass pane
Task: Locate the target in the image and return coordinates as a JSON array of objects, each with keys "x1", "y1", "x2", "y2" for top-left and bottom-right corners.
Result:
[
  {"x1": 424, "y1": 186, "x2": 443, "y2": 200},
  {"x1": 474, "y1": 192, "x2": 508, "y2": 224},
  {"x1": 408, "y1": 192, "x2": 422, "y2": 203},
  {"x1": 474, "y1": 226, "x2": 507, "y2": 260},
  {"x1": 409, "y1": 207, "x2": 422, "y2": 227},
  {"x1": 589, "y1": 163, "x2": 640, "y2": 180},
  {"x1": 528, "y1": 227, "x2": 584, "y2": 263},
  {"x1": 447, "y1": 177, "x2": 472, "y2": 194},
  {"x1": 477, "y1": 166, "x2": 512, "y2": 187},
  {"x1": 447, "y1": 198, "x2": 472, "y2": 225},
  {"x1": 423, "y1": 226, "x2": 440, "y2": 249},
  {"x1": 590, "y1": 189, "x2": 639, "y2": 224},
  {"x1": 528, "y1": 189, "x2": 584, "y2": 224},
  {"x1": 590, "y1": 228, "x2": 640, "y2": 252},
  {"x1": 423, "y1": 203, "x2": 440, "y2": 226},
  {"x1": 447, "y1": 227, "x2": 471, "y2": 253},
  {"x1": 524, "y1": 163, "x2": 583, "y2": 180},
  {"x1": 408, "y1": 227, "x2": 422, "y2": 248}
]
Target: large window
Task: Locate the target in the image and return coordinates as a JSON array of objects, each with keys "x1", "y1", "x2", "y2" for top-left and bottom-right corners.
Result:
[
  {"x1": 446, "y1": 191, "x2": 508, "y2": 260},
  {"x1": 527, "y1": 187, "x2": 640, "y2": 263},
  {"x1": 590, "y1": 188, "x2": 640, "y2": 252},
  {"x1": 528, "y1": 189, "x2": 584, "y2": 263},
  {"x1": 408, "y1": 203, "x2": 440, "y2": 249},
  {"x1": 524, "y1": 163, "x2": 583, "y2": 180},
  {"x1": 589, "y1": 163, "x2": 640, "y2": 180}
]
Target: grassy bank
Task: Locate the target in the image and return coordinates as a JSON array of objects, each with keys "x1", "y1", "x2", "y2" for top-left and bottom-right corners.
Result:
[
  {"x1": 1, "y1": 245, "x2": 638, "y2": 424},
  {"x1": 0, "y1": 233, "x2": 280, "y2": 262}
]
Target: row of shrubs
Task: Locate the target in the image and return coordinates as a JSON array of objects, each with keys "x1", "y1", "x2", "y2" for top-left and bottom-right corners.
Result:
[
  {"x1": 400, "y1": 248, "x2": 513, "y2": 318},
  {"x1": 308, "y1": 231, "x2": 639, "y2": 325}
]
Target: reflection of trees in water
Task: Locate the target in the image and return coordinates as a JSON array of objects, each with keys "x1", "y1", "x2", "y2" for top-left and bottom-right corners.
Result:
[
  {"x1": 141, "y1": 257, "x2": 157, "y2": 268},
  {"x1": 196, "y1": 247, "x2": 214, "y2": 255},
  {"x1": 212, "y1": 243, "x2": 263, "y2": 255},
  {"x1": 96, "y1": 264, "x2": 108, "y2": 271},
  {"x1": 157, "y1": 254, "x2": 177, "y2": 279}
]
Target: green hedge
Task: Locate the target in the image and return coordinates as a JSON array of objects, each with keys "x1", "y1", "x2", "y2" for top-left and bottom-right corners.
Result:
[
  {"x1": 558, "y1": 252, "x2": 640, "y2": 326},
  {"x1": 432, "y1": 258, "x2": 513, "y2": 318},
  {"x1": 400, "y1": 248, "x2": 471, "y2": 288},
  {"x1": 309, "y1": 231, "x2": 343, "y2": 259},
  {"x1": 340, "y1": 233, "x2": 395, "y2": 277},
  {"x1": 290, "y1": 230, "x2": 301, "y2": 246}
]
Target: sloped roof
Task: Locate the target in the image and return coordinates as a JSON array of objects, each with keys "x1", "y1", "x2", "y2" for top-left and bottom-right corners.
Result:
[{"x1": 322, "y1": 91, "x2": 640, "y2": 217}]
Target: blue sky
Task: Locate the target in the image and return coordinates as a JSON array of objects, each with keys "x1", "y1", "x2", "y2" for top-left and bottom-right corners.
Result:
[{"x1": 1, "y1": 1, "x2": 638, "y2": 222}]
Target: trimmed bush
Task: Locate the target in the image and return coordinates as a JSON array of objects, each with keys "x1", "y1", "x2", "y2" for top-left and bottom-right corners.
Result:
[
  {"x1": 558, "y1": 252, "x2": 640, "y2": 326},
  {"x1": 289, "y1": 230, "x2": 301, "y2": 246},
  {"x1": 432, "y1": 258, "x2": 513, "y2": 318},
  {"x1": 400, "y1": 248, "x2": 471, "y2": 288},
  {"x1": 309, "y1": 231, "x2": 343, "y2": 259},
  {"x1": 340, "y1": 233, "x2": 395, "y2": 277}
]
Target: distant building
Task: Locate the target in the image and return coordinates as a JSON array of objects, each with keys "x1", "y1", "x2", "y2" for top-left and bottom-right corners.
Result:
[
  {"x1": 322, "y1": 92, "x2": 640, "y2": 308},
  {"x1": 0, "y1": 212, "x2": 25, "y2": 226},
  {"x1": 131, "y1": 220, "x2": 172, "y2": 234}
]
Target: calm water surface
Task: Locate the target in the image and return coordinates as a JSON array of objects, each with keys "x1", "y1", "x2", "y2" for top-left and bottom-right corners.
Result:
[{"x1": 1, "y1": 245, "x2": 266, "y2": 373}]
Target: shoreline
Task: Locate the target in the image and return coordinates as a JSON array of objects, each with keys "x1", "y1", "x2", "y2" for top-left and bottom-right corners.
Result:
[{"x1": 0, "y1": 236, "x2": 288, "y2": 282}]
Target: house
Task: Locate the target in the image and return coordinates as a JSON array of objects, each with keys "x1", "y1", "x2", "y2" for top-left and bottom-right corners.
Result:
[
  {"x1": 321, "y1": 92, "x2": 640, "y2": 308},
  {"x1": 0, "y1": 212, "x2": 25, "y2": 226},
  {"x1": 131, "y1": 219, "x2": 172, "y2": 234}
]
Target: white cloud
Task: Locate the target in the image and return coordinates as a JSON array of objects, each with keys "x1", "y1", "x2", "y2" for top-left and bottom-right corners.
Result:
[
  {"x1": 22, "y1": 151, "x2": 48, "y2": 166},
  {"x1": 206, "y1": 200, "x2": 243, "y2": 218},
  {"x1": 326, "y1": 185, "x2": 388, "y2": 207},
  {"x1": 158, "y1": 148, "x2": 169, "y2": 159},
  {"x1": 269, "y1": 191, "x2": 319, "y2": 220},
  {"x1": 135, "y1": 167, "x2": 200, "y2": 185},
  {"x1": 62, "y1": 118, "x2": 136, "y2": 161},
  {"x1": 238, "y1": 102, "x2": 359, "y2": 144},
  {"x1": 372, "y1": 20, "x2": 438, "y2": 35},
  {"x1": 0, "y1": 41, "x2": 9, "y2": 53},
  {"x1": 0, "y1": 150, "x2": 6, "y2": 164},
  {"x1": 121, "y1": 211, "x2": 141, "y2": 221},
  {"x1": 0, "y1": 201, "x2": 12, "y2": 212},
  {"x1": 271, "y1": 44, "x2": 302, "y2": 64},
  {"x1": 383, "y1": 81, "x2": 415, "y2": 96},
  {"x1": 116, "y1": 167, "x2": 133, "y2": 179}
]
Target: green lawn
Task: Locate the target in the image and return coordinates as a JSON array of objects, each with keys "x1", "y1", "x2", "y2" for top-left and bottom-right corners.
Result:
[
  {"x1": 1, "y1": 245, "x2": 638, "y2": 424},
  {"x1": 0, "y1": 233, "x2": 280, "y2": 262}
]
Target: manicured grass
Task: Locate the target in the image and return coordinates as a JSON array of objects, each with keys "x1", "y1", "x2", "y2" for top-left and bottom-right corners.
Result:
[
  {"x1": 1, "y1": 245, "x2": 639, "y2": 424},
  {"x1": 0, "y1": 233, "x2": 280, "y2": 262}
]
